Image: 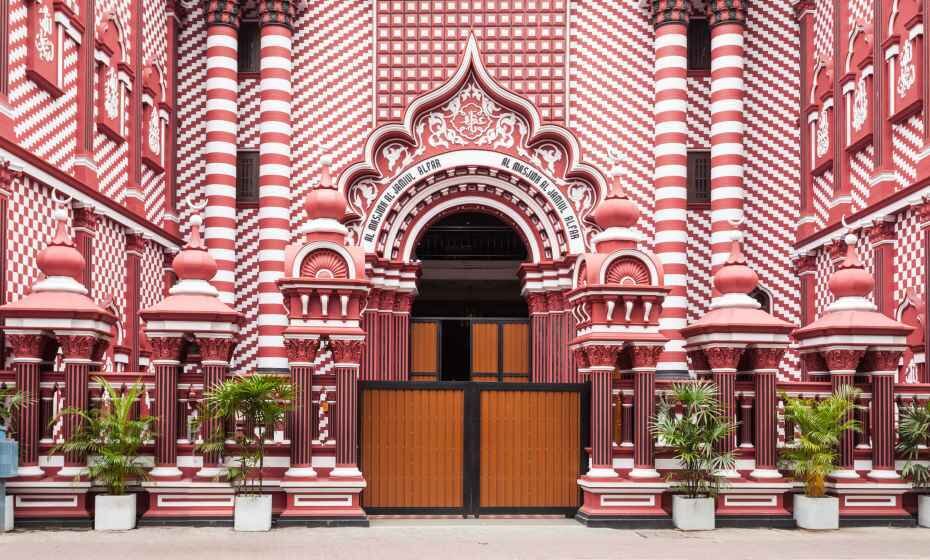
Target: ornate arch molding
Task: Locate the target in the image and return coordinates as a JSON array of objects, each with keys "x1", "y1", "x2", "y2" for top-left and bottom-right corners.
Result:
[{"x1": 339, "y1": 34, "x2": 608, "y2": 261}]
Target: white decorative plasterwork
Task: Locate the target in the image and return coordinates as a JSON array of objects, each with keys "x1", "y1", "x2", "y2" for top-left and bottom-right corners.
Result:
[
  {"x1": 147, "y1": 114, "x2": 161, "y2": 155},
  {"x1": 426, "y1": 80, "x2": 521, "y2": 150},
  {"x1": 816, "y1": 107, "x2": 830, "y2": 158},
  {"x1": 104, "y1": 67, "x2": 120, "y2": 120},
  {"x1": 851, "y1": 76, "x2": 868, "y2": 132},
  {"x1": 898, "y1": 37, "x2": 916, "y2": 97},
  {"x1": 35, "y1": 5, "x2": 55, "y2": 62}
]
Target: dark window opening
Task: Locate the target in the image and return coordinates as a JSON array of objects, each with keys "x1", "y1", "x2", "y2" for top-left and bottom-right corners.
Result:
[
  {"x1": 687, "y1": 151, "x2": 711, "y2": 204},
  {"x1": 415, "y1": 212, "x2": 528, "y2": 261},
  {"x1": 688, "y1": 18, "x2": 711, "y2": 71},
  {"x1": 236, "y1": 150, "x2": 259, "y2": 204},
  {"x1": 750, "y1": 288, "x2": 773, "y2": 314},
  {"x1": 238, "y1": 22, "x2": 260, "y2": 73},
  {"x1": 439, "y1": 320, "x2": 470, "y2": 382}
]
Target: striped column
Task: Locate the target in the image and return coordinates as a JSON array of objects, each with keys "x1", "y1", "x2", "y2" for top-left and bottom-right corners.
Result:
[
  {"x1": 203, "y1": 3, "x2": 241, "y2": 305},
  {"x1": 706, "y1": 346, "x2": 743, "y2": 465},
  {"x1": 528, "y1": 294, "x2": 547, "y2": 383},
  {"x1": 578, "y1": 346, "x2": 617, "y2": 478},
  {"x1": 630, "y1": 344, "x2": 663, "y2": 479},
  {"x1": 58, "y1": 335, "x2": 98, "y2": 472},
  {"x1": 652, "y1": 3, "x2": 690, "y2": 374},
  {"x1": 196, "y1": 337, "x2": 235, "y2": 477},
  {"x1": 750, "y1": 348, "x2": 784, "y2": 479},
  {"x1": 256, "y1": 2, "x2": 296, "y2": 371},
  {"x1": 149, "y1": 336, "x2": 184, "y2": 479},
  {"x1": 708, "y1": 2, "x2": 747, "y2": 271},
  {"x1": 868, "y1": 351, "x2": 903, "y2": 480},
  {"x1": 825, "y1": 348, "x2": 864, "y2": 479},
  {"x1": 7, "y1": 333, "x2": 44, "y2": 478},
  {"x1": 331, "y1": 339, "x2": 364, "y2": 478},
  {"x1": 283, "y1": 337, "x2": 318, "y2": 478}
]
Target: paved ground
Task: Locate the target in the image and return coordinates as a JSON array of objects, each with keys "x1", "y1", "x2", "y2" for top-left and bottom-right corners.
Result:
[{"x1": 3, "y1": 519, "x2": 930, "y2": 559}]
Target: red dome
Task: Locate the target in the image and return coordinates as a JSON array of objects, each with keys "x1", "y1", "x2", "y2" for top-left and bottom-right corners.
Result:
[
  {"x1": 829, "y1": 234, "x2": 874, "y2": 299},
  {"x1": 172, "y1": 214, "x2": 218, "y2": 281},
  {"x1": 304, "y1": 154, "x2": 348, "y2": 221},
  {"x1": 36, "y1": 207, "x2": 85, "y2": 280},
  {"x1": 713, "y1": 232, "x2": 759, "y2": 296},
  {"x1": 593, "y1": 168, "x2": 640, "y2": 230}
]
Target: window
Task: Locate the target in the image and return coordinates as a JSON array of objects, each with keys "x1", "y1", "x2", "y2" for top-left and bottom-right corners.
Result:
[
  {"x1": 687, "y1": 151, "x2": 711, "y2": 204},
  {"x1": 750, "y1": 287, "x2": 773, "y2": 314},
  {"x1": 688, "y1": 18, "x2": 711, "y2": 71},
  {"x1": 238, "y1": 22, "x2": 260, "y2": 73},
  {"x1": 236, "y1": 150, "x2": 259, "y2": 204}
]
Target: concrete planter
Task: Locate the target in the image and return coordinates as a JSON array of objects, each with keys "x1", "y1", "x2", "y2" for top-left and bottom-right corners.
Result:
[
  {"x1": 672, "y1": 495, "x2": 715, "y2": 531},
  {"x1": 2, "y1": 494, "x2": 13, "y2": 532},
  {"x1": 94, "y1": 494, "x2": 137, "y2": 531},
  {"x1": 919, "y1": 495, "x2": 930, "y2": 528},
  {"x1": 793, "y1": 494, "x2": 838, "y2": 530},
  {"x1": 234, "y1": 495, "x2": 272, "y2": 532}
]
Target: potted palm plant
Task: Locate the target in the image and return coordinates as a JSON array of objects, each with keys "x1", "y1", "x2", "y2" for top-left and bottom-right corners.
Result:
[
  {"x1": 53, "y1": 378, "x2": 155, "y2": 531},
  {"x1": 198, "y1": 374, "x2": 294, "y2": 532},
  {"x1": 652, "y1": 381, "x2": 736, "y2": 531},
  {"x1": 898, "y1": 401, "x2": 930, "y2": 527},
  {"x1": 1, "y1": 388, "x2": 33, "y2": 532},
  {"x1": 781, "y1": 386, "x2": 860, "y2": 530}
]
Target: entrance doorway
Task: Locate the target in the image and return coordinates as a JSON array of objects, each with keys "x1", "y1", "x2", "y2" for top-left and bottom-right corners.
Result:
[{"x1": 410, "y1": 212, "x2": 530, "y2": 382}]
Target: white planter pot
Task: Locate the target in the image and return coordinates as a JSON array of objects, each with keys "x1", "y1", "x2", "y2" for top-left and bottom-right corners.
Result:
[
  {"x1": 234, "y1": 495, "x2": 272, "y2": 532},
  {"x1": 94, "y1": 494, "x2": 137, "y2": 531},
  {"x1": 2, "y1": 494, "x2": 13, "y2": 532},
  {"x1": 919, "y1": 495, "x2": 930, "y2": 528},
  {"x1": 672, "y1": 495, "x2": 715, "y2": 531},
  {"x1": 793, "y1": 494, "x2": 839, "y2": 530}
]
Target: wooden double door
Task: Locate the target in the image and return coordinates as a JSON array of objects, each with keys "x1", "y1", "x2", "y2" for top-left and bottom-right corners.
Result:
[{"x1": 359, "y1": 382, "x2": 586, "y2": 515}]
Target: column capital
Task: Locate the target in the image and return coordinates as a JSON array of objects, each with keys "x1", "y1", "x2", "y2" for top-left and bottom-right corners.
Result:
[
  {"x1": 652, "y1": 0, "x2": 690, "y2": 28},
  {"x1": 148, "y1": 335, "x2": 184, "y2": 363},
  {"x1": 197, "y1": 336, "x2": 236, "y2": 364},
  {"x1": 708, "y1": 0, "x2": 746, "y2": 27},
  {"x1": 801, "y1": 351, "x2": 827, "y2": 374},
  {"x1": 57, "y1": 334, "x2": 99, "y2": 361},
  {"x1": 7, "y1": 333, "x2": 46, "y2": 360},
  {"x1": 867, "y1": 218, "x2": 896, "y2": 246},
  {"x1": 749, "y1": 347, "x2": 786, "y2": 371},
  {"x1": 284, "y1": 337, "x2": 319, "y2": 364},
  {"x1": 704, "y1": 345, "x2": 744, "y2": 371},
  {"x1": 631, "y1": 344, "x2": 664, "y2": 369},
  {"x1": 205, "y1": 0, "x2": 241, "y2": 29},
  {"x1": 72, "y1": 204, "x2": 98, "y2": 233},
  {"x1": 864, "y1": 349, "x2": 903, "y2": 374},
  {"x1": 583, "y1": 344, "x2": 619, "y2": 369},
  {"x1": 527, "y1": 292, "x2": 548, "y2": 314},
  {"x1": 125, "y1": 231, "x2": 146, "y2": 255},
  {"x1": 794, "y1": 252, "x2": 818, "y2": 274},
  {"x1": 0, "y1": 159, "x2": 23, "y2": 197},
  {"x1": 258, "y1": 0, "x2": 297, "y2": 30},
  {"x1": 824, "y1": 348, "x2": 865, "y2": 374},
  {"x1": 331, "y1": 338, "x2": 364, "y2": 365}
]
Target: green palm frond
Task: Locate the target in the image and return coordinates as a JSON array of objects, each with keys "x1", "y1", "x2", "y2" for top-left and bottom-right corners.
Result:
[
  {"x1": 898, "y1": 402, "x2": 930, "y2": 488},
  {"x1": 0, "y1": 389, "x2": 37, "y2": 440}
]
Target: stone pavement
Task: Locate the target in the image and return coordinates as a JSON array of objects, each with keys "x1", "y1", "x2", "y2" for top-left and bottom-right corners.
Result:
[{"x1": 3, "y1": 519, "x2": 930, "y2": 559}]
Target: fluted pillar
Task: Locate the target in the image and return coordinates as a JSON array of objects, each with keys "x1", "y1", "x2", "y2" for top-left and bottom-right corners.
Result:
[
  {"x1": 750, "y1": 347, "x2": 785, "y2": 479},
  {"x1": 255, "y1": 0, "x2": 296, "y2": 372},
  {"x1": 577, "y1": 345, "x2": 618, "y2": 478},
  {"x1": 149, "y1": 336, "x2": 184, "y2": 479},
  {"x1": 196, "y1": 336, "x2": 235, "y2": 478},
  {"x1": 7, "y1": 333, "x2": 45, "y2": 478},
  {"x1": 825, "y1": 348, "x2": 864, "y2": 479},
  {"x1": 630, "y1": 344, "x2": 663, "y2": 479},
  {"x1": 58, "y1": 335, "x2": 104, "y2": 477},
  {"x1": 331, "y1": 338, "x2": 364, "y2": 478},
  {"x1": 651, "y1": 1, "x2": 690, "y2": 374},
  {"x1": 706, "y1": 345, "x2": 743, "y2": 476},
  {"x1": 529, "y1": 293, "x2": 548, "y2": 383},
  {"x1": 204, "y1": 1, "x2": 241, "y2": 305},
  {"x1": 708, "y1": 1, "x2": 747, "y2": 271},
  {"x1": 867, "y1": 350, "x2": 902, "y2": 480},
  {"x1": 283, "y1": 337, "x2": 319, "y2": 478}
]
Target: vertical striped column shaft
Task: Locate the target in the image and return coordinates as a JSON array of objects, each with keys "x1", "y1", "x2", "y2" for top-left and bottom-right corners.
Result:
[
  {"x1": 620, "y1": 392, "x2": 634, "y2": 446},
  {"x1": 529, "y1": 294, "x2": 546, "y2": 383},
  {"x1": 753, "y1": 370, "x2": 778, "y2": 470},
  {"x1": 633, "y1": 370, "x2": 656, "y2": 471},
  {"x1": 589, "y1": 370, "x2": 613, "y2": 469},
  {"x1": 652, "y1": 21, "x2": 690, "y2": 373},
  {"x1": 712, "y1": 370, "x2": 737, "y2": 452},
  {"x1": 360, "y1": 294, "x2": 377, "y2": 380},
  {"x1": 125, "y1": 233, "x2": 144, "y2": 370},
  {"x1": 395, "y1": 294, "x2": 412, "y2": 381},
  {"x1": 204, "y1": 21, "x2": 239, "y2": 305},
  {"x1": 335, "y1": 366, "x2": 359, "y2": 468},
  {"x1": 61, "y1": 338, "x2": 94, "y2": 467},
  {"x1": 869, "y1": 351, "x2": 903, "y2": 474},
  {"x1": 13, "y1": 360, "x2": 41, "y2": 469},
  {"x1": 199, "y1": 336, "x2": 234, "y2": 468},
  {"x1": 563, "y1": 312, "x2": 576, "y2": 383},
  {"x1": 154, "y1": 361, "x2": 180, "y2": 468},
  {"x1": 831, "y1": 371, "x2": 857, "y2": 471},
  {"x1": 739, "y1": 394, "x2": 753, "y2": 447},
  {"x1": 256, "y1": 20, "x2": 293, "y2": 371},
  {"x1": 709, "y1": 21, "x2": 746, "y2": 270},
  {"x1": 290, "y1": 365, "x2": 313, "y2": 466},
  {"x1": 857, "y1": 394, "x2": 872, "y2": 447}
]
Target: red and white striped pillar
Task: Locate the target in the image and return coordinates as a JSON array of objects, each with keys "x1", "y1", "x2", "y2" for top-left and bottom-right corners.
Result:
[
  {"x1": 148, "y1": 336, "x2": 185, "y2": 480},
  {"x1": 204, "y1": 2, "x2": 241, "y2": 305},
  {"x1": 630, "y1": 344, "x2": 664, "y2": 479},
  {"x1": 708, "y1": 1, "x2": 747, "y2": 271},
  {"x1": 283, "y1": 337, "x2": 319, "y2": 478},
  {"x1": 331, "y1": 338, "x2": 364, "y2": 478},
  {"x1": 57, "y1": 335, "x2": 101, "y2": 477},
  {"x1": 825, "y1": 348, "x2": 864, "y2": 479},
  {"x1": 195, "y1": 336, "x2": 235, "y2": 478},
  {"x1": 7, "y1": 333, "x2": 45, "y2": 478},
  {"x1": 868, "y1": 219, "x2": 896, "y2": 317},
  {"x1": 652, "y1": 2, "x2": 690, "y2": 374},
  {"x1": 705, "y1": 345, "x2": 743, "y2": 475},
  {"x1": 578, "y1": 346, "x2": 617, "y2": 478},
  {"x1": 256, "y1": 1, "x2": 296, "y2": 372},
  {"x1": 750, "y1": 347, "x2": 785, "y2": 479},
  {"x1": 528, "y1": 293, "x2": 548, "y2": 383},
  {"x1": 867, "y1": 350, "x2": 903, "y2": 480}
]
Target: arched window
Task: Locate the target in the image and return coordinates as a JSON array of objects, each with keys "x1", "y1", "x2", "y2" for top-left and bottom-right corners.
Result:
[{"x1": 749, "y1": 287, "x2": 773, "y2": 314}]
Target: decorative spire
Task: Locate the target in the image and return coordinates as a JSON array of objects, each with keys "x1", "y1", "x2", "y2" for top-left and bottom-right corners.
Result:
[
  {"x1": 301, "y1": 153, "x2": 349, "y2": 239},
  {"x1": 591, "y1": 155, "x2": 643, "y2": 250},
  {"x1": 169, "y1": 207, "x2": 220, "y2": 297},
  {"x1": 826, "y1": 232, "x2": 876, "y2": 312},
  {"x1": 34, "y1": 195, "x2": 87, "y2": 295},
  {"x1": 710, "y1": 229, "x2": 760, "y2": 310}
]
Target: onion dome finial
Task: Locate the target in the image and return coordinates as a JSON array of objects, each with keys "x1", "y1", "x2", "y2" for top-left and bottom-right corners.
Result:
[
  {"x1": 302, "y1": 153, "x2": 349, "y2": 238},
  {"x1": 826, "y1": 232, "x2": 875, "y2": 311},
  {"x1": 710, "y1": 229, "x2": 761, "y2": 310},
  {"x1": 169, "y1": 208, "x2": 219, "y2": 296},
  {"x1": 34, "y1": 195, "x2": 87, "y2": 295},
  {"x1": 591, "y1": 153, "x2": 644, "y2": 249}
]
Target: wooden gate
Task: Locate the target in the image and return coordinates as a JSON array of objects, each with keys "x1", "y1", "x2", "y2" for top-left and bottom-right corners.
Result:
[{"x1": 359, "y1": 382, "x2": 586, "y2": 515}]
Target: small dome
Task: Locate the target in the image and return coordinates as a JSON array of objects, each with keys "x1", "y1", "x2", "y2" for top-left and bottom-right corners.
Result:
[
  {"x1": 592, "y1": 166, "x2": 640, "y2": 230},
  {"x1": 304, "y1": 154, "x2": 348, "y2": 222},
  {"x1": 829, "y1": 233, "x2": 874, "y2": 300},
  {"x1": 172, "y1": 214, "x2": 218, "y2": 281},
  {"x1": 714, "y1": 231, "x2": 759, "y2": 296},
  {"x1": 36, "y1": 206, "x2": 85, "y2": 280}
]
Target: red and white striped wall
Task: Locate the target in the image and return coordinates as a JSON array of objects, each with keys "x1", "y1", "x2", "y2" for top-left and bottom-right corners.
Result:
[
  {"x1": 652, "y1": 15, "x2": 690, "y2": 374},
  {"x1": 204, "y1": 19, "x2": 239, "y2": 305},
  {"x1": 256, "y1": 19, "x2": 293, "y2": 371}
]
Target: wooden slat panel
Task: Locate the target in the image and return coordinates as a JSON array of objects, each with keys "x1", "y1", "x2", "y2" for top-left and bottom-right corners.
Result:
[
  {"x1": 410, "y1": 322, "x2": 439, "y2": 374},
  {"x1": 479, "y1": 390, "x2": 581, "y2": 508},
  {"x1": 501, "y1": 323, "x2": 529, "y2": 374},
  {"x1": 471, "y1": 323, "x2": 499, "y2": 376},
  {"x1": 361, "y1": 388, "x2": 464, "y2": 508}
]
